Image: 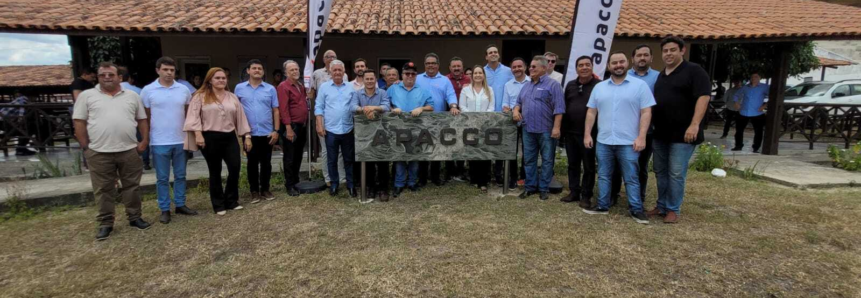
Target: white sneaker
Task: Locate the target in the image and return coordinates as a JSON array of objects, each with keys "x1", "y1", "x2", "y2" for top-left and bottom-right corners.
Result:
[
  {"x1": 216, "y1": 211, "x2": 227, "y2": 216},
  {"x1": 233, "y1": 205, "x2": 244, "y2": 210}
]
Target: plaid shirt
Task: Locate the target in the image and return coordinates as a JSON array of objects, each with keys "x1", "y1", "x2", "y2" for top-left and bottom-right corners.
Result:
[{"x1": 0, "y1": 95, "x2": 27, "y2": 119}]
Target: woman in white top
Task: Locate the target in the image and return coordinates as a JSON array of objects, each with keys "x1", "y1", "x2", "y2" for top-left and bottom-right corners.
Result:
[
  {"x1": 459, "y1": 66, "x2": 495, "y2": 112},
  {"x1": 460, "y1": 65, "x2": 494, "y2": 192}
]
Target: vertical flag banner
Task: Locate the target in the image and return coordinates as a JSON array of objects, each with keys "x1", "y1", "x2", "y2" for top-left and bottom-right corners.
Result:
[
  {"x1": 564, "y1": 0, "x2": 624, "y2": 86},
  {"x1": 304, "y1": 0, "x2": 334, "y2": 88}
]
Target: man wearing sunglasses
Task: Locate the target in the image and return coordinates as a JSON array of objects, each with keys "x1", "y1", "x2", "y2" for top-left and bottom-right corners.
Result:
[{"x1": 544, "y1": 52, "x2": 564, "y2": 84}]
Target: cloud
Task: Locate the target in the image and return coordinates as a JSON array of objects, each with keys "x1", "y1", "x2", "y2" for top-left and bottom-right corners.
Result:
[{"x1": 0, "y1": 33, "x2": 71, "y2": 66}]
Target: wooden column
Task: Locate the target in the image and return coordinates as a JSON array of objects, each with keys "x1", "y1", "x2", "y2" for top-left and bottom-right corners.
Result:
[
  {"x1": 67, "y1": 36, "x2": 91, "y2": 77},
  {"x1": 762, "y1": 43, "x2": 791, "y2": 155}
]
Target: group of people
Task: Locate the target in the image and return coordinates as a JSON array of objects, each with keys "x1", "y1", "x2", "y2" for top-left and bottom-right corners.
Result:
[{"x1": 74, "y1": 36, "x2": 718, "y2": 241}]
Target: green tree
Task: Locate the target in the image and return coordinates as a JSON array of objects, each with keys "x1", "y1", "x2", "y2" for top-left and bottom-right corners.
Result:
[{"x1": 714, "y1": 42, "x2": 819, "y2": 81}]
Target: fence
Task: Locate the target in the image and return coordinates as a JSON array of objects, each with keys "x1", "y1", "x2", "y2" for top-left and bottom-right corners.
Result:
[
  {"x1": 0, "y1": 103, "x2": 74, "y2": 155},
  {"x1": 781, "y1": 103, "x2": 861, "y2": 149}
]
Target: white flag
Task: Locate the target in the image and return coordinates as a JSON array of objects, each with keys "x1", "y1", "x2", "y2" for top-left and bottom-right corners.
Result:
[
  {"x1": 304, "y1": 0, "x2": 334, "y2": 88},
  {"x1": 564, "y1": 0, "x2": 624, "y2": 86}
]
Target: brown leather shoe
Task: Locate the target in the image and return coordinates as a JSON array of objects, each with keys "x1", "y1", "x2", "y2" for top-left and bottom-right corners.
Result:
[
  {"x1": 663, "y1": 211, "x2": 679, "y2": 223},
  {"x1": 250, "y1": 193, "x2": 262, "y2": 204},
  {"x1": 578, "y1": 197, "x2": 591, "y2": 209},
  {"x1": 645, "y1": 208, "x2": 664, "y2": 217}
]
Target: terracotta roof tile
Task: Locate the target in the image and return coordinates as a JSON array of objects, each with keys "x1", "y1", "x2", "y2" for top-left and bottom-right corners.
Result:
[
  {"x1": 1, "y1": 0, "x2": 861, "y2": 39},
  {"x1": 0, "y1": 65, "x2": 73, "y2": 88},
  {"x1": 818, "y1": 56, "x2": 855, "y2": 67}
]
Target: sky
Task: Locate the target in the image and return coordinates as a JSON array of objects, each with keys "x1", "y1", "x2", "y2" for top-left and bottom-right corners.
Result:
[{"x1": 0, "y1": 33, "x2": 71, "y2": 66}]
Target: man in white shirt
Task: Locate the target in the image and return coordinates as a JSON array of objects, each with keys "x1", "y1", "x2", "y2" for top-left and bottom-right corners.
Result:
[
  {"x1": 140, "y1": 57, "x2": 199, "y2": 224},
  {"x1": 545, "y1": 52, "x2": 564, "y2": 84}
]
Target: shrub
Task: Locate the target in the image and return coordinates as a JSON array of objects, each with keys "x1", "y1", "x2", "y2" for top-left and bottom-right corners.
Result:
[
  {"x1": 691, "y1": 142, "x2": 724, "y2": 172},
  {"x1": 827, "y1": 142, "x2": 861, "y2": 172}
]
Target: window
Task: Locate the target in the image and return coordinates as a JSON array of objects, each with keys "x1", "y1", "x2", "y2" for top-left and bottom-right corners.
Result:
[
  {"x1": 832, "y1": 84, "x2": 850, "y2": 98},
  {"x1": 849, "y1": 84, "x2": 861, "y2": 95}
]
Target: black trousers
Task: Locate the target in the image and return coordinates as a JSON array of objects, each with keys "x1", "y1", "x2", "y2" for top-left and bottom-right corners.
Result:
[
  {"x1": 565, "y1": 133, "x2": 596, "y2": 199},
  {"x1": 200, "y1": 131, "x2": 241, "y2": 212},
  {"x1": 611, "y1": 133, "x2": 653, "y2": 202},
  {"x1": 493, "y1": 126, "x2": 523, "y2": 185},
  {"x1": 722, "y1": 109, "x2": 739, "y2": 137},
  {"x1": 280, "y1": 123, "x2": 307, "y2": 189},
  {"x1": 247, "y1": 136, "x2": 273, "y2": 193},
  {"x1": 419, "y1": 161, "x2": 442, "y2": 185},
  {"x1": 354, "y1": 161, "x2": 390, "y2": 192},
  {"x1": 469, "y1": 160, "x2": 492, "y2": 187},
  {"x1": 444, "y1": 160, "x2": 465, "y2": 180},
  {"x1": 736, "y1": 114, "x2": 766, "y2": 151}
]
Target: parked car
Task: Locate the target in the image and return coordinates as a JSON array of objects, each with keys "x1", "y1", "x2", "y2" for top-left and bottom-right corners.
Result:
[{"x1": 784, "y1": 79, "x2": 861, "y2": 105}]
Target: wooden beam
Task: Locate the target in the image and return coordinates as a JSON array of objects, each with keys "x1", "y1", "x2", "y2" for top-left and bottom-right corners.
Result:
[
  {"x1": 67, "y1": 36, "x2": 91, "y2": 77},
  {"x1": 762, "y1": 43, "x2": 792, "y2": 155}
]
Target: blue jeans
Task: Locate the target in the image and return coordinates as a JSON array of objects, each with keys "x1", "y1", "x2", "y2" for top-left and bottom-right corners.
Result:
[
  {"x1": 652, "y1": 139, "x2": 696, "y2": 213},
  {"x1": 325, "y1": 131, "x2": 355, "y2": 189},
  {"x1": 523, "y1": 132, "x2": 556, "y2": 193},
  {"x1": 394, "y1": 161, "x2": 419, "y2": 188},
  {"x1": 596, "y1": 143, "x2": 643, "y2": 212},
  {"x1": 151, "y1": 144, "x2": 187, "y2": 211}
]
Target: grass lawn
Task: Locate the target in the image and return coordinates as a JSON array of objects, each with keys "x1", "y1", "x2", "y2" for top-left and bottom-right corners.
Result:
[{"x1": 0, "y1": 172, "x2": 859, "y2": 297}]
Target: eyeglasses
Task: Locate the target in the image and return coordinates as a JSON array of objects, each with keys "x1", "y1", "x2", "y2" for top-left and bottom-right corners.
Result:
[
  {"x1": 548, "y1": 60, "x2": 556, "y2": 63},
  {"x1": 403, "y1": 73, "x2": 417, "y2": 77},
  {"x1": 98, "y1": 73, "x2": 117, "y2": 78},
  {"x1": 324, "y1": 55, "x2": 336, "y2": 59}
]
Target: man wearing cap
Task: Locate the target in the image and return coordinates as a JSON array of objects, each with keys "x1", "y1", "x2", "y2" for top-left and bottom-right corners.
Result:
[{"x1": 387, "y1": 62, "x2": 433, "y2": 198}]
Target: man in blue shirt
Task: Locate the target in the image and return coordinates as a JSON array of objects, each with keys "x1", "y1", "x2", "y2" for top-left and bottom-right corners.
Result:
[
  {"x1": 352, "y1": 69, "x2": 392, "y2": 202},
  {"x1": 582, "y1": 52, "x2": 655, "y2": 225},
  {"x1": 235, "y1": 59, "x2": 280, "y2": 203},
  {"x1": 315, "y1": 60, "x2": 358, "y2": 197},
  {"x1": 141, "y1": 57, "x2": 199, "y2": 224},
  {"x1": 416, "y1": 53, "x2": 459, "y2": 187},
  {"x1": 377, "y1": 63, "x2": 390, "y2": 89},
  {"x1": 610, "y1": 44, "x2": 660, "y2": 208},
  {"x1": 387, "y1": 62, "x2": 433, "y2": 198},
  {"x1": 501, "y1": 57, "x2": 530, "y2": 189},
  {"x1": 732, "y1": 71, "x2": 769, "y2": 153},
  {"x1": 512, "y1": 56, "x2": 565, "y2": 201},
  {"x1": 485, "y1": 44, "x2": 515, "y2": 112}
]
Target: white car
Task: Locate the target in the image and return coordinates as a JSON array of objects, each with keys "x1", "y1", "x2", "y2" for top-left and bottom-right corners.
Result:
[{"x1": 784, "y1": 79, "x2": 861, "y2": 105}]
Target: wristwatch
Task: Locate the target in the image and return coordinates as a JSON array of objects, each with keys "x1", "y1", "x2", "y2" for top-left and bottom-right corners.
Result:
[{"x1": 450, "y1": 104, "x2": 458, "y2": 109}]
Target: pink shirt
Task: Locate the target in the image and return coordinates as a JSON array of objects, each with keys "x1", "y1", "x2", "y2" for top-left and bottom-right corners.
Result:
[{"x1": 183, "y1": 91, "x2": 251, "y2": 150}]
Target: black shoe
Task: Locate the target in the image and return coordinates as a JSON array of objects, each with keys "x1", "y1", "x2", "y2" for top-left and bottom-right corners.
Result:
[
  {"x1": 631, "y1": 211, "x2": 649, "y2": 225},
  {"x1": 287, "y1": 187, "x2": 300, "y2": 197},
  {"x1": 129, "y1": 218, "x2": 151, "y2": 230},
  {"x1": 560, "y1": 192, "x2": 579, "y2": 203},
  {"x1": 731, "y1": 147, "x2": 743, "y2": 151},
  {"x1": 539, "y1": 192, "x2": 549, "y2": 201},
  {"x1": 392, "y1": 187, "x2": 403, "y2": 198},
  {"x1": 719, "y1": 135, "x2": 727, "y2": 139},
  {"x1": 752, "y1": 148, "x2": 760, "y2": 153},
  {"x1": 329, "y1": 185, "x2": 339, "y2": 197},
  {"x1": 175, "y1": 206, "x2": 198, "y2": 215},
  {"x1": 378, "y1": 191, "x2": 390, "y2": 202},
  {"x1": 508, "y1": 182, "x2": 517, "y2": 190},
  {"x1": 96, "y1": 226, "x2": 113, "y2": 241},
  {"x1": 143, "y1": 164, "x2": 152, "y2": 170},
  {"x1": 432, "y1": 180, "x2": 444, "y2": 186},
  {"x1": 417, "y1": 181, "x2": 427, "y2": 188},
  {"x1": 159, "y1": 211, "x2": 171, "y2": 224},
  {"x1": 610, "y1": 196, "x2": 619, "y2": 207},
  {"x1": 408, "y1": 185, "x2": 420, "y2": 192},
  {"x1": 518, "y1": 190, "x2": 536, "y2": 199},
  {"x1": 349, "y1": 188, "x2": 358, "y2": 198},
  {"x1": 582, "y1": 206, "x2": 610, "y2": 215},
  {"x1": 368, "y1": 188, "x2": 377, "y2": 199}
]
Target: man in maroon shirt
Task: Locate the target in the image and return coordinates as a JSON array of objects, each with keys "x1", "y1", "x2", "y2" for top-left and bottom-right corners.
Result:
[
  {"x1": 445, "y1": 56, "x2": 472, "y2": 182},
  {"x1": 276, "y1": 60, "x2": 309, "y2": 196}
]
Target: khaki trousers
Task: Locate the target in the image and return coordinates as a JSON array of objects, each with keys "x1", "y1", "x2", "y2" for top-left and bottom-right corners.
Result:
[{"x1": 85, "y1": 148, "x2": 143, "y2": 227}]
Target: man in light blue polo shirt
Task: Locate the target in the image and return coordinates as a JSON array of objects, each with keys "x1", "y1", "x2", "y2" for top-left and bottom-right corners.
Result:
[
  {"x1": 581, "y1": 52, "x2": 655, "y2": 225},
  {"x1": 235, "y1": 59, "x2": 280, "y2": 203},
  {"x1": 628, "y1": 45, "x2": 660, "y2": 92},
  {"x1": 732, "y1": 71, "x2": 769, "y2": 153},
  {"x1": 315, "y1": 60, "x2": 358, "y2": 198},
  {"x1": 387, "y1": 62, "x2": 433, "y2": 198},
  {"x1": 141, "y1": 57, "x2": 198, "y2": 224},
  {"x1": 485, "y1": 44, "x2": 515, "y2": 112},
  {"x1": 416, "y1": 52, "x2": 459, "y2": 187},
  {"x1": 501, "y1": 57, "x2": 530, "y2": 189}
]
